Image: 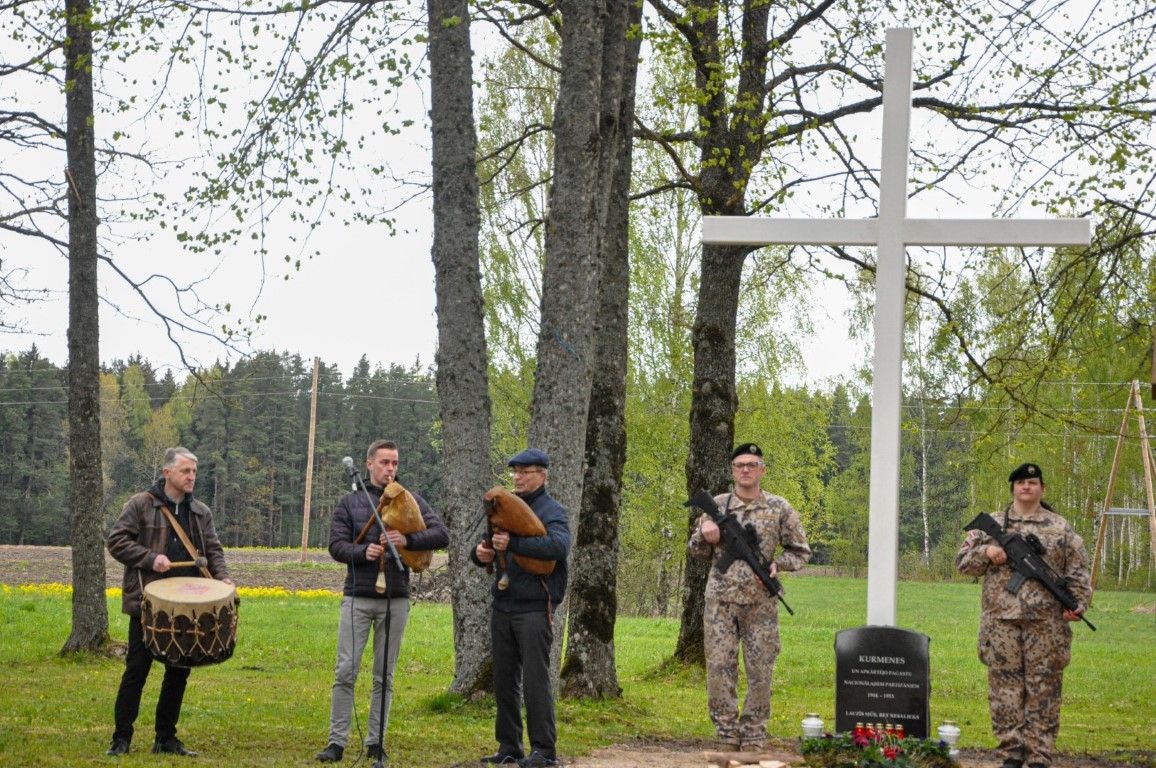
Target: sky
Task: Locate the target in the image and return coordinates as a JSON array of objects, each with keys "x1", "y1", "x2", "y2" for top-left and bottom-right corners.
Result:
[
  {"x1": 0, "y1": 214, "x2": 440, "y2": 378},
  {"x1": 2, "y1": 5, "x2": 1144, "y2": 395},
  {"x1": 0, "y1": 67, "x2": 866, "y2": 383},
  {"x1": 0, "y1": 213, "x2": 866, "y2": 384},
  {"x1": 0, "y1": 10, "x2": 876, "y2": 386}
]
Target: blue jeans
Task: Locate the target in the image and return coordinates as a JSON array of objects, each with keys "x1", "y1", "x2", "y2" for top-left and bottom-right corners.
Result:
[{"x1": 326, "y1": 595, "x2": 410, "y2": 749}]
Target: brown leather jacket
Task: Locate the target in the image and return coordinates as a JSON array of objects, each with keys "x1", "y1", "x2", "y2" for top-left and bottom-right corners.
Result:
[{"x1": 107, "y1": 484, "x2": 230, "y2": 616}]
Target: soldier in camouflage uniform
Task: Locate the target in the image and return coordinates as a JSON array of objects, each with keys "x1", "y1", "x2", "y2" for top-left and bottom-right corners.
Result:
[
  {"x1": 955, "y1": 463, "x2": 1092, "y2": 768},
  {"x1": 687, "y1": 443, "x2": 812, "y2": 753}
]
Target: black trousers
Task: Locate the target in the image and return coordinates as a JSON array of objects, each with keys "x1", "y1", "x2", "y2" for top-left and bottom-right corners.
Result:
[
  {"x1": 491, "y1": 608, "x2": 556, "y2": 760},
  {"x1": 112, "y1": 616, "x2": 191, "y2": 743}
]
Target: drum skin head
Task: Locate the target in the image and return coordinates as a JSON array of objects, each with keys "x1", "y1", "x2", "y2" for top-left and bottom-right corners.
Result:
[{"x1": 144, "y1": 576, "x2": 235, "y2": 605}]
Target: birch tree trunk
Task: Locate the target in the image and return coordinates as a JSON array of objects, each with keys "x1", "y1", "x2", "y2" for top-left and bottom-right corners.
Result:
[
  {"x1": 526, "y1": 0, "x2": 613, "y2": 685},
  {"x1": 527, "y1": 0, "x2": 607, "y2": 510}
]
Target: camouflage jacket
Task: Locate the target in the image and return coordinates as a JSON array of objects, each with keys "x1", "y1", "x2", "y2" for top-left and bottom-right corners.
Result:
[
  {"x1": 688, "y1": 490, "x2": 811, "y2": 605},
  {"x1": 955, "y1": 505, "x2": 1092, "y2": 620}
]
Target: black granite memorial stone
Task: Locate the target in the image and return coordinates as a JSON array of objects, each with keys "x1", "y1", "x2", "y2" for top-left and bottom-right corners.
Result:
[{"x1": 834, "y1": 626, "x2": 930, "y2": 738}]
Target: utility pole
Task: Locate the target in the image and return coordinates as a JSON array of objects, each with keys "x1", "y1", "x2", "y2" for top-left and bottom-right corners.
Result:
[{"x1": 300, "y1": 356, "x2": 320, "y2": 563}]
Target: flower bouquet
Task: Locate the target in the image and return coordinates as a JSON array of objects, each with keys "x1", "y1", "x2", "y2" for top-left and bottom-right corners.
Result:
[{"x1": 800, "y1": 728, "x2": 953, "y2": 768}]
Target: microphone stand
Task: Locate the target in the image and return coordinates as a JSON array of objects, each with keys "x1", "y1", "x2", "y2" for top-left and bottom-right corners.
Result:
[{"x1": 344, "y1": 463, "x2": 401, "y2": 767}]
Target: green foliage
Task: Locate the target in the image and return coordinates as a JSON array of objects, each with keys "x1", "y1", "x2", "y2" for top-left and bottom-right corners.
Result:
[
  {"x1": 0, "y1": 350, "x2": 439, "y2": 549},
  {"x1": 476, "y1": 22, "x2": 557, "y2": 374},
  {"x1": 3, "y1": 329, "x2": 1153, "y2": 589},
  {"x1": 0, "y1": 348, "x2": 68, "y2": 545}
]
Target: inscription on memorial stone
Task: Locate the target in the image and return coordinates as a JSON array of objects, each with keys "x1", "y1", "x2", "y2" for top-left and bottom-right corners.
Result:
[{"x1": 834, "y1": 626, "x2": 930, "y2": 738}]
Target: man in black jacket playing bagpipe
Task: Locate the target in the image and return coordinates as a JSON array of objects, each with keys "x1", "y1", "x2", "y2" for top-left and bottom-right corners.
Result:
[{"x1": 315, "y1": 439, "x2": 448, "y2": 763}]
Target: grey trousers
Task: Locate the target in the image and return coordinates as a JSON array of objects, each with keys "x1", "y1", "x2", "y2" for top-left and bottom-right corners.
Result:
[{"x1": 326, "y1": 595, "x2": 410, "y2": 749}]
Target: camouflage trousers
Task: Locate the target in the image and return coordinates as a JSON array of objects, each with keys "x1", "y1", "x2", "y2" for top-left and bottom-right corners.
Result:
[
  {"x1": 704, "y1": 598, "x2": 780, "y2": 748},
  {"x1": 979, "y1": 614, "x2": 1072, "y2": 768}
]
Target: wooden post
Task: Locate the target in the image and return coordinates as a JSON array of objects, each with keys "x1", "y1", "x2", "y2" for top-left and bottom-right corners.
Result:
[
  {"x1": 1090, "y1": 383, "x2": 1133, "y2": 587},
  {"x1": 300, "y1": 356, "x2": 320, "y2": 563},
  {"x1": 1090, "y1": 380, "x2": 1156, "y2": 588},
  {"x1": 1134, "y1": 383, "x2": 1156, "y2": 571}
]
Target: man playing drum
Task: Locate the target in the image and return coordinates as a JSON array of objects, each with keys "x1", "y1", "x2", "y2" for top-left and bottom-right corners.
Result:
[{"x1": 105, "y1": 447, "x2": 232, "y2": 758}]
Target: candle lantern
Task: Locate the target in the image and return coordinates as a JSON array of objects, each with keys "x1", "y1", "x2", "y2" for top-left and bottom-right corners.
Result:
[
  {"x1": 801, "y1": 713, "x2": 824, "y2": 738},
  {"x1": 937, "y1": 721, "x2": 961, "y2": 758}
]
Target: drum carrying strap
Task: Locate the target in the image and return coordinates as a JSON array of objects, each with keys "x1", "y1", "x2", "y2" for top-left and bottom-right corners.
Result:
[{"x1": 154, "y1": 496, "x2": 213, "y2": 579}]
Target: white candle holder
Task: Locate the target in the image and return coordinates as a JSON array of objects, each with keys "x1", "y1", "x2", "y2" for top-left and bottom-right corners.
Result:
[
  {"x1": 801, "y1": 713, "x2": 824, "y2": 738},
  {"x1": 937, "y1": 721, "x2": 961, "y2": 758}
]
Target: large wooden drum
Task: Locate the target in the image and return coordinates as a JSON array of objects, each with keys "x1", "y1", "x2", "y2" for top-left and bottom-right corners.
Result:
[{"x1": 141, "y1": 577, "x2": 239, "y2": 668}]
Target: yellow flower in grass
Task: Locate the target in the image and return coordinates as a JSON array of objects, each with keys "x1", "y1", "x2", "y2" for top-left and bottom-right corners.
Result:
[
  {"x1": 236, "y1": 586, "x2": 340, "y2": 599},
  {"x1": 2, "y1": 583, "x2": 74, "y2": 596},
  {"x1": 1, "y1": 582, "x2": 336, "y2": 599},
  {"x1": 237, "y1": 586, "x2": 291, "y2": 598},
  {"x1": 291, "y1": 587, "x2": 339, "y2": 601}
]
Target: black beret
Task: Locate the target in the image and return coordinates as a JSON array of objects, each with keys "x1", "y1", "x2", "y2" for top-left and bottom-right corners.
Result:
[
  {"x1": 1008, "y1": 462, "x2": 1043, "y2": 484},
  {"x1": 730, "y1": 442, "x2": 764, "y2": 461},
  {"x1": 508, "y1": 448, "x2": 550, "y2": 468}
]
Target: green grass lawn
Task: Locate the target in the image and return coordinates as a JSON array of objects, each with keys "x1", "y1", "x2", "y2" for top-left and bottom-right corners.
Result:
[{"x1": 0, "y1": 577, "x2": 1151, "y2": 767}]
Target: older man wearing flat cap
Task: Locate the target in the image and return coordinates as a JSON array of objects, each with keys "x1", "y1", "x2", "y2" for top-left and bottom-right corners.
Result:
[
  {"x1": 956, "y1": 462, "x2": 1092, "y2": 768},
  {"x1": 687, "y1": 442, "x2": 812, "y2": 753},
  {"x1": 472, "y1": 448, "x2": 570, "y2": 768}
]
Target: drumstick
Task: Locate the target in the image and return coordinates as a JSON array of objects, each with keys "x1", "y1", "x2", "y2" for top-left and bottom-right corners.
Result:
[{"x1": 168, "y1": 557, "x2": 208, "y2": 569}]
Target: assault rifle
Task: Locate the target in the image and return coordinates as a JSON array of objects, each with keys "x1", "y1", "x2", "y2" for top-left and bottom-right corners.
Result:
[
  {"x1": 964, "y1": 512, "x2": 1095, "y2": 631},
  {"x1": 686, "y1": 490, "x2": 794, "y2": 615}
]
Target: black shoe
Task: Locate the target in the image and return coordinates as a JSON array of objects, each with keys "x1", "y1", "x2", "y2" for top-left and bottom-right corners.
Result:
[
  {"x1": 1001, "y1": 760, "x2": 1024, "y2": 768},
  {"x1": 315, "y1": 744, "x2": 344, "y2": 762},
  {"x1": 518, "y1": 753, "x2": 558, "y2": 768},
  {"x1": 365, "y1": 744, "x2": 388, "y2": 761},
  {"x1": 152, "y1": 738, "x2": 197, "y2": 757},
  {"x1": 105, "y1": 739, "x2": 130, "y2": 756},
  {"x1": 481, "y1": 752, "x2": 522, "y2": 765}
]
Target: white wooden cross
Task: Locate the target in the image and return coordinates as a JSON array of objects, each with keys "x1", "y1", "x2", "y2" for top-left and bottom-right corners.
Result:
[{"x1": 703, "y1": 28, "x2": 1090, "y2": 627}]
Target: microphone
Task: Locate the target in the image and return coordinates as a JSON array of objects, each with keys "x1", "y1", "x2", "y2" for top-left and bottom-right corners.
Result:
[{"x1": 342, "y1": 456, "x2": 359, "y2": 488}]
